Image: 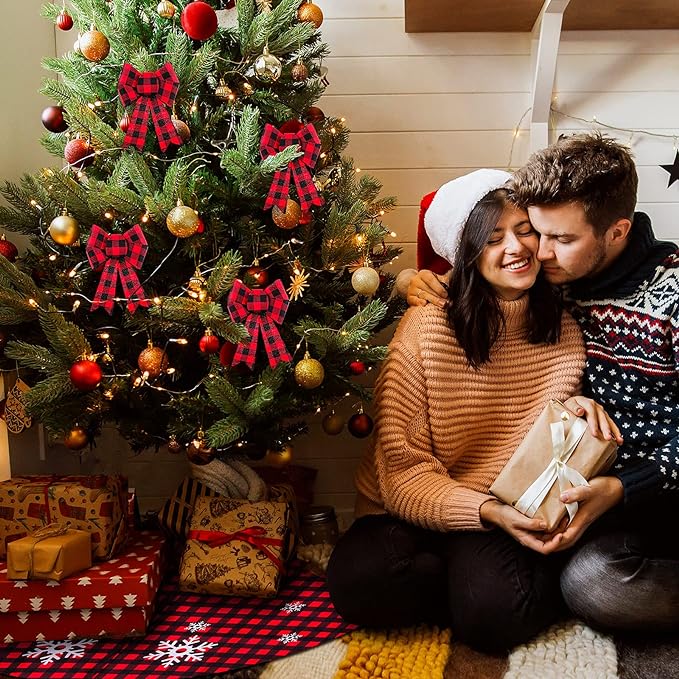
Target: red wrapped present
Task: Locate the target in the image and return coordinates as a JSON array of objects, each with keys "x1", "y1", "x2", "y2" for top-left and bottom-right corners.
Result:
[
  {"x1": 0, "y1": 475, "x2": 128, "y2": 561},
  {"x1": 0, "y1": 531, "x2": 165, "y2": 643}
]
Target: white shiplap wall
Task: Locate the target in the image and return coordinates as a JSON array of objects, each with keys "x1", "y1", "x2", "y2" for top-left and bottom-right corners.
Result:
[{"x1": 2, "y1": 1, "x2": 678, "y2": 525}]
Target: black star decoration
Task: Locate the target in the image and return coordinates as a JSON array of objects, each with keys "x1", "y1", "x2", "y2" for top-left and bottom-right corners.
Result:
[{"x1": 660, "y1": 151, "x2": 679, "y2": 188}]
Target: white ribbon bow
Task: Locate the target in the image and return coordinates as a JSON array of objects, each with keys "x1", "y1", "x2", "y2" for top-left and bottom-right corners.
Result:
[{"x1": 514, "y1": 417, "x2": 589, "y2": 524}]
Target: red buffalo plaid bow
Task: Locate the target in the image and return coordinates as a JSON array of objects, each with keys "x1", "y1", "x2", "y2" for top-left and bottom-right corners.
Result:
[
  {"x1": 86, "y1": 224, "x2": 150, "y2": 314},
  {"x1": 188, "y1": 527, "x2": 284, "y2": 572},
  {"x1": 117, "y1": 62, "x2": 182, "y2": 151},
  {"x1": 227, "y1": 279, "x2": 292, "y2": 369},
  {"x1": 260, "y1": 123, "x2": 325, "y2": 212}
]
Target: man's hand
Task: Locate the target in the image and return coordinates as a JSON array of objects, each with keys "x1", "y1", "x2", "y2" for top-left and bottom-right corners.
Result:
[
  {"x1": 480, "y1": 499, "x2": 557, "y2": 555},
  {"x1": 542, "y1": 476, "x2": 624, "y2": 552},
  {"x1": 406, "y1": 269, "x2": 448, "y2": 308}
]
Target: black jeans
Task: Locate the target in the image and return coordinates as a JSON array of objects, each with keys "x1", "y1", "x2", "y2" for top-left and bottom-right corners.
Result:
[{"x1": 326, "y1": 514, "x2": 565, "y2": 652}]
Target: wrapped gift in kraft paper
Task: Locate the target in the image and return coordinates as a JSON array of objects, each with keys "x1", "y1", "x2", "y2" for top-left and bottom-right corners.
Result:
[
  {"x1": 0, "y1": 474, "x2": 128, "y2": 561},
  {"x1": 180, "y1": 496, "x2": 290, "y2": 597},
  {"x1": 490, "y1": 400, "x2": 618, "y2": 532},
  {"x1": 7, "y1": 524, "x2": 91, "y2": 581}
]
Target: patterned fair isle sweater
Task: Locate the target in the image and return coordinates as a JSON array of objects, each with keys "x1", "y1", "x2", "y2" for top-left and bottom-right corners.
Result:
[
  {"x1": 567, "y1": 212, "x2": 679, "y2": 507},
  {"x1": 354, "y1": 296, "x2": 586, "y2": 531}
]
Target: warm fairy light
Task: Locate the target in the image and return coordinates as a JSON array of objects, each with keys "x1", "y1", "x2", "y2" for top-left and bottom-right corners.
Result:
[
  {"x1": 153, "y1": 297, "x2": 161, "y2": 305},
  {"x1": 330, "y1": 127, "x2": 336, "y2": 134},
  {"x1": 30, "y1": 199, "x2": 37, "y2": 206},
  {"x1": 68, "y1": 269, "x2": 77, "y2": 278},
  {"x1": 171, "y1": 338, "x2": 188, "y2": 345},
  {"x1": 354, "y1": 234, "x2": 365, "y2": 245},
  {"x1": 142, "y1": 370, "x2": 150, "y2": 380},
  {"x1": 133, "y1": 376, "x2": 142, "y2": 387},
  {"x1": 94, "y1": 100, "x2": 102, "y2": 107},
  {"x1": 390, "y1": 231, "x2": 397, "y2": 237},
  {"x1": 320, "y1": 152, "x2": 327, "y2": 159},
  {"x1": 48, "y1": 254, "x2": 57, "y2": 261},
  {"x1": 166, "y1": 367, "x2": 176, "y2": 375},
  {"x1": 87, "y1": 102, "x2": 95, "y2": 110},
  {"x1": 141, "y1": 212, "x2": 150, "y2": 223},
  {"x1": 104, "y1": 211, "x2": 113, "y2": 220},
  {"x1": 103, "y1": 389, "x2": 114, "y2": 400},
  {"x1": 355, "y1": 168, "x2": 361, "y2": 173},
  {"x1": 98, "y1": 332, "x2": 110, "y2": 340},
  {"x1": 379, "y1": 210, "x2": 385, "y2": 216},
  {"x1": 77, "y1": 171, "x2": 84, "y2": 178},
  {"x1": 28, "y1": 298, "x2": 38, "y2": 307},
  {"x1": 72, "y1": 300, "x2": 81, "y2": 311},
  {"x1": 340, "y1": 117, "x2": 346, "y2": 123}
]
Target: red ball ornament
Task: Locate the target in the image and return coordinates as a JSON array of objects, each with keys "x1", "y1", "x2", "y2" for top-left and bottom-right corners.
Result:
[
  {"x1": 64, "y1": 138, "x2": 94, "y2": 169},
  {"x1": 56, "y1": 11, "x2": 74, "y2": 31},
  {"x1": 280, "y1": 119, "x2": 304, "y2": 134},
  {"x1": 41, "y1": 106, "x2": 68, "y2": 133},
  {"x1": 0, "y1": 236, "x2": 18, "y2": 263},
  {"x1": 304, "y1": 106, "x2": 325, "y2": 124},
  {"x1": 180, "y1": 1, "x2": 218, "y2": 40},
  {"x1": 69, "y1": 359, "x2": 103, "y2": 391},
  {"x1": 196, "y1": 217, "x2": 205, "y2": 234},
  {"x1": 119, "y1": 113, "x2": 130, "y2": 133},
  {"x1": 244, "y1": 266, "x2": 269, "y2": 288},
  {"x1": 349, "y1": 360, "x2": 366, "y2": 375},
  {"x1": 299, "y1": 211, "x2": 313, "y2": 225},
  {"x1": 219, "y1": 341, "x2": 237, "y2": 367},
  {"x1": 348, "y1": 412, "x2": 374, "y2": 438},
  {"x1": 199, "y1": 331, "x2": 220, "y2": 354}
]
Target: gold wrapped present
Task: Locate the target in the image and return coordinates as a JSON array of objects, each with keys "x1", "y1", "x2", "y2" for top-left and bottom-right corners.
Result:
[
  {"x1": 490, "y1": 400, "x2": 618, "y2": 532},
  {"x1": 179, "y1": 496, "x2": 290, "y2": 597},
  {"x1": 7, "y1": 524, "x2": 92, "y2": 581}
]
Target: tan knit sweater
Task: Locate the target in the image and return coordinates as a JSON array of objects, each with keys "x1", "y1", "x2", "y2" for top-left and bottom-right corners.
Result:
[{"x1": 354, "y1": 296, "x2": 586, "y2": 531}]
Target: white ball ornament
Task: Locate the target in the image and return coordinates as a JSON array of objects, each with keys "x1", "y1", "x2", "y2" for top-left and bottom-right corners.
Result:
[
  {"x1": 351, "y1": 266, "x2": 380, "y2": 296},
  {"x1": 395, "y1": 268, "x2": 416, "y2": 298}
]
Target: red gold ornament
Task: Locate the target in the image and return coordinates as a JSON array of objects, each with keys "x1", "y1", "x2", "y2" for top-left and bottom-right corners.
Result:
[
  {"x1": 167, "y1": 435, "x2": 183, "y2": 454},
  {"x1": 322, "y1": 411, "x2": 345, "y2": 435},
  {"x1": 291, "y1": 61, "x2": 309, "y2": 81},
  {"x1": 348, "y1": 412, "x2": 374, "y2": 438},
  {"x1": 187, "y1": 430, "x2": 216, "y2": 465},
  {"x1": 119, "y1": 113, "x2": 130, "y2": 133},
  {"x1": 349, "y1": 360, "x2": 366, "y2": 375},
  {"x1": 79, "y1": 28, "x2": 110, "y2": 62},
  {"x1": 264, "y1": 443, "x2": 293, "y2": 467},
  {"x1": 0, "y1": 235, "x2": 18, "y2": 263},
  {"x1": 69, "y1": 359, "x2": 102, "y2": 391},
  {"x1": 41, "y1": 106, "x2": 68, "y2": 133},
  {"x1": 180, "y1": 1, "x2": 218, "y2": 40},
  {"x1": 64, "y1": 138, "x2": 94, "y2": 169},
  {"x1": 272, "y1": 199, "x2": 302, "y2": 229},
  {"x1": 297, "y1": 1, "x2": 323, "y2": 28},
  {"x1": 299, "y1": 211, "x2": 313, "y2": 225},
  {"x1": 65, "y1": 426, "x2": 89, "y2": 450},
  {"x1": 244, "y1": 265, "x2": 269, "y2": 288},
  {"x1": 304, "y1": 106, "x2": 325, "y2": 123},
  {"x1": 172, "y1": 117, "x2": 191, "y2": 143},
  {"x1": 219, "y1": 341, "x2": 237, "y2": 367},
  {"x1": 56, "y1": 11, "x2": 74, "y2": 31},
  {"x1": 137, "y1": 343, "x2": 169, "y2": 379},
  {"x1": 199, "y1": 330, "x2": 220, "y2": 354}
]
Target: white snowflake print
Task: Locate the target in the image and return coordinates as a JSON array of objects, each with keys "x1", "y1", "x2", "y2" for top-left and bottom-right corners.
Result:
[
  {"x1": 144, "y1": 635, "x2": 217, "y2": 668},
  {"x1": 278, "y1": 632, "x2": 303, "y2": 645},
  {"x1": 184, "y1": 620, "x2": 211, "y2": 633},
  {"x1": 280, "y1": 601, "x2": 306, "y2": 615},
  {"x1": 23, "y1": 639, "x2": 97, "y2": 665}
]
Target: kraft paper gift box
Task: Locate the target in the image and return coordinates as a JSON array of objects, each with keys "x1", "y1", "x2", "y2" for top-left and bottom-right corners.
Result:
[
  {"x1": 7, "y1": 525, "x2": 91, "y2": 581},
  {"x1": 0, "y1": 474, "x2": 128, "y2": 561},
  {"x1": 179, "y1": 496, "x2": 290, "y2": 597},
  {"x1": 490, "y1": 399, "x2": 618, "y2": 532}
]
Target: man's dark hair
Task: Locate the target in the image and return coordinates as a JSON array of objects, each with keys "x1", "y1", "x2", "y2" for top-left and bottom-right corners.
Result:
[
  {"x1": 447, "y1": 189, "x2": 562, "y2": 369},
  {"x1": 510, "y1": 133, "x2": 638, "y2": 236}
]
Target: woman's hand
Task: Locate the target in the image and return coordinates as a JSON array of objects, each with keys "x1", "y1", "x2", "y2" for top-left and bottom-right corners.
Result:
[
  {"x1": 480, "y1": 499, "x2": 561, "y2": 554},
  {"x1": 563, "y1": 396, "x2": 623, "y2": 444},
  {"x1": 406, "y1": 269, "x2": 448, "y2": 308}
]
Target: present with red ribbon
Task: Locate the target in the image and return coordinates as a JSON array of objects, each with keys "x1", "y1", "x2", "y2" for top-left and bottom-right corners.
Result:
[
  {"x1": 179, "y1": 496, "x2": 291, "y2": 597},
  {"x1": 260, "y1": 122, "x2": 325, "y2": 212},
  {"x1": 227, "y1": 278, "x2": 292, "y2": 369},
  {"x1": 117, "y1": 62, "x2": 182, "y2": 151},
  {"x1": 86, "y1": 224, "x2": 149, "y2": 314}
]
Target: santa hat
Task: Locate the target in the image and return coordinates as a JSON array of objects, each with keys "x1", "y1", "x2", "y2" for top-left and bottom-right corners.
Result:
[{"x1": 417, "y1": 169, "x2": 512, "y2": 270}]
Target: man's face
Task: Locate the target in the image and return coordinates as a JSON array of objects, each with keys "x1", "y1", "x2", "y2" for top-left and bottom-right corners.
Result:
[{"x1": 527, "y1": 203, "x2": 609, "y2": 285}]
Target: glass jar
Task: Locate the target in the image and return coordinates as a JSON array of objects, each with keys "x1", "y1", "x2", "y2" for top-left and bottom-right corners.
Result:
[{"x1": 300, "y1": 505, "x2": 339, "y2": 546}]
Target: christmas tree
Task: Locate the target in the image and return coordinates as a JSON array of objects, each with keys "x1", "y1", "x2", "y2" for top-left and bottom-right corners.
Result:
[{"x1": 0, "y1": 0, "x2": 403, "y2": 465}]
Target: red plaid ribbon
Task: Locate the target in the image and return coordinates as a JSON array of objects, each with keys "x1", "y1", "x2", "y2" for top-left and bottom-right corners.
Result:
[
  {"x1": 188, "y1": 527, "x2": 284, "y2": 572},
  {"x1": 86, "y1": 224, "x2": 150, "y2": 314},
  {"x1": 260, "y1": 123, "x2": 325, "y2": 212},
  {"x1": 118, "y1": 62, "x2": 182, "y2": 152},
  {"x1": 227, "y1": 279, "x2": 292, "y2": 369}
]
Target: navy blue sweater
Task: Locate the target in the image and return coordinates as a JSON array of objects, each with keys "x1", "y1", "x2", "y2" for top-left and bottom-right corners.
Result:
[{"x1": 568, "y1": 213, "x2": 679, "y2": 508}]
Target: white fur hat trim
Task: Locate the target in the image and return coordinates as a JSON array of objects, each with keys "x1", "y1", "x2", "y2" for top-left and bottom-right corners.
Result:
[{"x1": 424, "y1": 169, "x2": 512, "y2": 265}]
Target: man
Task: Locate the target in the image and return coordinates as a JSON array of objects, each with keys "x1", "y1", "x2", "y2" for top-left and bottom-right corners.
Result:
[{"x1": 405, "y1": 133, "x2": 679, "y2": 631}]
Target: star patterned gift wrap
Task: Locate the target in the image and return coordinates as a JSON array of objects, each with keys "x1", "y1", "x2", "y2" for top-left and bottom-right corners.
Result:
[{"x1": 0, "y1": 531, "x2": 165, "y2": 643}]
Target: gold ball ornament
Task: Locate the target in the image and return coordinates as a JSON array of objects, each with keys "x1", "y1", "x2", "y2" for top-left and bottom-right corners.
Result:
[
  {"x1": 137, "y1": 343, "x2": 169, "y2": 379},
  {"x1": 49, "y1": 211, "x2": 80, "y2": 246},
  {"x1": 254, "y1": 46, "x2": 282, "y2": 82},
  {"x1": 322, "y1": 412, "x2": 345, "y2": 436},
  {"x1": 264, "y1": 443, "x2": 293, "y2": 467},
  {"x1": 157, "y1": 0, "x2": 177, "y2": 17},
  {"x1": 272, "y1": 199, "x2": 302, "y2": 229},
  {"x1": 351, "y1": 266, "x2": 380, "y2": 296},
  {"x1": 187, "y1": 430, "x2": 217, "y2": 465},
  {"x1": 167, "y1": 435, "x2": 183, "y2": 454},
  {"x1": 291, "y1": 61, "x2": 309, "y2": 82},
  {"x1": 166, "y1": 201, "x2": 201, "y2": 238},
  {"x1": 79, "y1": 28, "x2": 110, "y2": 62},
  {"x1": 297, "y1": 1, "x2": 323, "y2": 28},
  {"x1": 65, "y1": 426, "x2": 89, "y2": 451},
  {"x1": 294, "y1": 352, "x2": 324, "y2": 389}
]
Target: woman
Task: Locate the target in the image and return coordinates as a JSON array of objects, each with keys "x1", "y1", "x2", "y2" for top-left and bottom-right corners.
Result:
[{"x1": 326, "y1": 170, "x2": 621, "y2": 652}]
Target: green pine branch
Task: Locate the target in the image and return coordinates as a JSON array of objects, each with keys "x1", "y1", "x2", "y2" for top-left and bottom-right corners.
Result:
[
  {"x1": 38, "y1": 306, "x2": 91, "y2": 363},
  {"x1": 206, "y1": 417, "x2": 248, "y2": 448},
  {"x1": 4, "y1": 341, "x2": 68, "y2": 373},
  {"x1": 205, "y1": 251, "x2": 242, "y2": 300}
]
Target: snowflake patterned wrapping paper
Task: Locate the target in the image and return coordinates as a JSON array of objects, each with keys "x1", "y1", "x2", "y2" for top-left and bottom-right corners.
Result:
[
  {"x1": 179, "y1": 497, "x2": 290, "y2": 597},
  {"x1": 0, "y1": 531, "x2": 165, "y2": 643},
  {"x1": 0, "y1": 475, "x2": 129, "y2": 561}
]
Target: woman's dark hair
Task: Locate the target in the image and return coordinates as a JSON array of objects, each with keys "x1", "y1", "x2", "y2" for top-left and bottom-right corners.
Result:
[{"x1": 447, "y1": 189, "x2": 563, "y2": 369}]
